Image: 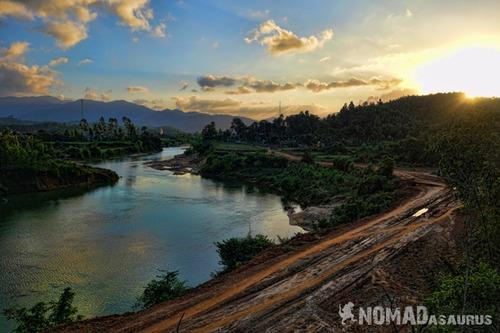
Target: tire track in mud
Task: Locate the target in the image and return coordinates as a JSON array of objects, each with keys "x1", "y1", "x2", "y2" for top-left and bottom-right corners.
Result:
[{"x1": 138, "y1": 164, "x2": 459, "y2": 333}]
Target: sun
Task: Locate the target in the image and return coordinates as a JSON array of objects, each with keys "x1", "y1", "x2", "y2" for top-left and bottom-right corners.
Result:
[{"x1": 415, "y1": 46, "x2": 500, "y2": 98}]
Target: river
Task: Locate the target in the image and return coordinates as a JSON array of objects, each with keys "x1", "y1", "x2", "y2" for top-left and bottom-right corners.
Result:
[{"x1": 0, "y1": 147, "x2": 303, "y2": 330}]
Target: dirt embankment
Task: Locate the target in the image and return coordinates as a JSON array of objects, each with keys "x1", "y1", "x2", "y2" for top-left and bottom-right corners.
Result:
[
  {"x1": 0, "y1": 165, "x2": 118, "y2": 195},
  {"x1": 58, "y1": 156, "x2": 463, "y2": 332}
]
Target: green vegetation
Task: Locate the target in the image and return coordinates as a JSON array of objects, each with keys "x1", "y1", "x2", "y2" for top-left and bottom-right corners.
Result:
[
  {"x1": 196, "y1": 93, "x2": 500, "y2": 325},
  {"x1": 201, "y1": 151, "x2": 398, "y2": 226},
  {"x1": 215, "y1": 234, "x2": 275, "y2": 273},
  {"x1": 135, "y1": 271, "x2": 189, "y2": 310},
  {"x1": 0, "y1": 130, "x2": 118, "y2": 194},
  {"x1": 4, "y1": 287, "x2": 82, "y2": 333},
  {"x1": 213, "y1": 142, "x2": 265, "y2": 152},
  {"x1": 426, "y1": 262, "x2": 500, "y2": 332}
]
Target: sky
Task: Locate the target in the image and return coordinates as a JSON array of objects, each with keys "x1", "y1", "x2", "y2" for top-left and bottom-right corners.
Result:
[{"x1": 1, "y1": 0, "x2": 500, "y2": 119}]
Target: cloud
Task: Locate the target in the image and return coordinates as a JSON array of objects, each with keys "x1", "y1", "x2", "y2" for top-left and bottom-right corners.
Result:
[
  {"x1": 172, "y1": 95, "x2": 327, "y2": 119},
  {"x1": 366, "y1": 88, "x2": 418, "y2": 103},
  {"x1": 0, "y1": 62, "x2": 57, "y2": 96},
  {"x1": 106, "y1": 0, "x2": 153, "y2": 31},
  {"x1": 197, "y1": 74, "x2": 299, "y2": 94},
  {"x1": 41, "y1": 20, "x2": 88, "y2": 49},
  {"x1": 48, "y1": 56, "x2": 68, "y2": 67},
  {"x1": 151, "y1": 22, "x2": 166, "y2": 38},
  {"x1": 0, "y1": 41, "x2": 29, "y2": 61},
  {"x1": 245, "y1": 9, "x2": 270, "y2": 19},
  {"x1": 211, "y1": 41, "x2": 219, "y2": 48},
  {"x1": 304, "y1": 77, "x2": 401, "y2": 92},
  {"x1": 225, "y1": 86, "x2": 252, "y2": 95},
  {"x1": 133, "y1": 98, "x2": 165, "y2": 110},
  {"x1": 127, "y1": 85, "x2": 148, "y2": 93},
  {"x1": 179, "y1": 81, "x2": 189, "y2": 90},
  {"x1": 245, "y1": 20, "x2": 333, "y2": 55},
  {"x1": 173, "y1": 96, "x2": 240, "y2": 111},
  {"x1": 78, "y1": 58, "x2": 92, "y2": 65},
  {"x1": 243, "y1": 77, "x2": 299, "y2": 93},
  {"x1": 197, "y1": 75, "x2": 238, "y2": 88},
  {"x1": 319, "y1": 56, "x2": 331, "y2": 63},
  {"x1": 0, "y1": 1, "x2": 33, "y2": 19},
  {"x1": 84, "y1": 87, "x2": 111, "y2": 101},
  {"x1": 0, "y1": 0, "x2": 161, "y2": 48},
  {"x1": 0, "y1": 40, "x2": 60, "y2": 96}
]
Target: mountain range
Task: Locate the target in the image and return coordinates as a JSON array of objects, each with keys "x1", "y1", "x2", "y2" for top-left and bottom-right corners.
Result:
[{"x1": 0, "y1": 96, "x2": 254, "y2": 132}]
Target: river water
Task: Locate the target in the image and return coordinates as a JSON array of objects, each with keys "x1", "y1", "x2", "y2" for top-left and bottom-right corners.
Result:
[{"x1": 0, "y1": 147, "x2": 303, "y2": 329}]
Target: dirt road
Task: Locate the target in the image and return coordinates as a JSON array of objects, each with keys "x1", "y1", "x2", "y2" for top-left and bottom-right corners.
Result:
[{"x1": 61, "y1": 153, "x2": 461, "y2": 332}]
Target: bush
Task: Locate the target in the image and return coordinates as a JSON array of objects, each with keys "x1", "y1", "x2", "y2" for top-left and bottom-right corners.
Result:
[
  {"x1": 4, "y1": 287, "x2": 82, "y2": 333},
  {"x1": 135, "y1": 270, "x2": 188, "y2": 310},
  {"x1": 215, "y1": 234, "x2": 274, "y2": 273},
  {"x1": 426, "y1": 262, "x2": 500, "y2": 332},
  {"x1": 427, "y1": 262, "x2": 500, "y2": 316},
  {"x1": 301, "y1": 151, "x2": 314, "y2": 164}
]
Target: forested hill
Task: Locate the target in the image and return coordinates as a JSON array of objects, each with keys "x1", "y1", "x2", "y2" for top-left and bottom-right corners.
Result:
[
  {"x1": 211, "y1": 93, "x2": 499, "y2": 166},
  {"x1": 320, "y1": 92, "x2": 500, "y2": 144},
  {"x1": 0, "y1": 96, "x2": 254, "y2": 133}
]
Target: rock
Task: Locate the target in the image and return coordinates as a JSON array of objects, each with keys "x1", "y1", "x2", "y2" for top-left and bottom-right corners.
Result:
[{"x1": 289, "y1": 203, "x2": 344, "y2": 230}]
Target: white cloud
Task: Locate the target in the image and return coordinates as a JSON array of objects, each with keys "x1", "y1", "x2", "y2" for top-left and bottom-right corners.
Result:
[
  {"x1": 84, "y1": 87, "x2": 111, "y2": 101},
  {"x1": 0, "y1": 0, "x2": 33, "y2": 19},
  {"x1": 151, "y1": 22, "x2": 166, "y2": 38},
  {"x1": 304, "y1": 77, "x2": 401, "y2": 92},
  {"x1": 0, "y1": 0, "x2": 162, "y2": 48},
  {"x1": 172, "y1": 95, "x2": 327, "y2": 119},
  {"x1": 78, "y1": 58, "x2": 92, "y2": 65},
  {"x1": 0, "y1": 61, "x2": 57, "y2": 96},
  {"x1": 179, "y1": 81, "x2": 189, "y2": 90},
  {"x1": 245, "y1": 20, "x2": 333, "y2": 55},
  {"x1": 48, "y1": 56, "x2": 68, "y2": 67},
  {"x1": 127, "y1": 85, "x2": 149, "y2": 93},
  {"x1": 246, "y1": 9, "x2": 270, "y2": 19},
  {"x1": 41, "y1": 20, "x2": 88, "y2": 49},
  {"x1": 0, "y1": 41, "x2": 29, "y2": 61}
]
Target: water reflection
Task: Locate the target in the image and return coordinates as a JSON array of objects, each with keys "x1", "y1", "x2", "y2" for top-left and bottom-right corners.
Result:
[{"x1": 0, "y1": 148, "x2": 303, "y2": 329}]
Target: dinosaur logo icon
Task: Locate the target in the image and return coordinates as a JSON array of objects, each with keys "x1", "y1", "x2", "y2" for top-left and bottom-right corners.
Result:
[{"x1": 339, "y1": 302, "x2": 355, "y2": 325}]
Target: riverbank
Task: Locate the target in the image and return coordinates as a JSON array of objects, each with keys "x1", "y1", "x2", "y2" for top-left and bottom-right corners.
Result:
[
  {"x1": 146, "y1": 149, "x2": 402, "y2": 231},
  {"x1": 0, "y1": 163, "x2": 118, "y2": 195},
  {"x1": 56, "y1": 167, "x2": 464, "y2": 333},
  {"x1": 145, "y1": 152, "x2": 202, "y2": 175},
  {"x1": 1, "y1": 147, "x2": 301, "y2": 331}
]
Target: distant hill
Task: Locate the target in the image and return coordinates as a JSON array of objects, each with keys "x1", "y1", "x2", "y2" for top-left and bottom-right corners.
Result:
[{"x1": 0, "y1": 96, "x2": 254, "y2": 132}]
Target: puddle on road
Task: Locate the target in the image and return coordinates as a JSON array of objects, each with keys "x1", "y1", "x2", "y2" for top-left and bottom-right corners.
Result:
[{"x1": 412, "y1": 208, "x2": 429, "y2": 217}]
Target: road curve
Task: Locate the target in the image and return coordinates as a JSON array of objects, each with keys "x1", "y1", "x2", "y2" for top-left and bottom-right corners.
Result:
[{"x1": 60, "y1": 153, "x2": 461, "y2": 333}]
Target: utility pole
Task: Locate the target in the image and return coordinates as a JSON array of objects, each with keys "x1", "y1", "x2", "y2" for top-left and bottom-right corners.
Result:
[{"x1": 80, "y1": 99, "x2": 84, "y2": 120}]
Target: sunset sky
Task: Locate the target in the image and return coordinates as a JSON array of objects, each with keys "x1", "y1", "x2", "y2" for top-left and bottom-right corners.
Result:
[{"x1": 1, "y1": 0, "x2": 500, "y2": 119}]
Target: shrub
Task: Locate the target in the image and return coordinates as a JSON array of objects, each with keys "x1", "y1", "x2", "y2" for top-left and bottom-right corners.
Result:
[
  {"x1": 4, "y1": 287, "x2": 82, "y2": 333},
  {"x1": 215, "y1": 234, "x2": 274, "y2": 273},
  {"x1": 135, "y1": 270, "x2": 188, "y2": 310}
]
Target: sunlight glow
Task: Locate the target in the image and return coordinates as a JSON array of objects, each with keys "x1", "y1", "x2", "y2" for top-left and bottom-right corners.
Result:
[{"x1": 415, "y1": 46, "x2": 500, "y2": 97}]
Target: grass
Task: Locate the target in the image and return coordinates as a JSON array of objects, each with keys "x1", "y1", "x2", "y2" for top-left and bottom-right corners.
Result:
[{"x1": 214, "y1": 142, "x2": 266, "y2": 152}]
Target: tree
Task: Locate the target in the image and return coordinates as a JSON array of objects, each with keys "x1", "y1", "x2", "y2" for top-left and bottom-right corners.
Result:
[
  {"x1": 215, "y1": 234, "x2": 274, "y2": 272},
  {"x1": 122, "y1": 117, "x2": 137, "y2": 139},
  {"x1": 201, "y1": 122, "x2": 217, "y2": 141},
  {"x1": 230, "y1": 118, "x2": 247, "y2": 141},
  {"x1": 4, "y1": 287, "x2": 82, "y2": 332},
  {"x1": 135, "y1": 271, "x2": 188, "y2": 309}
]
